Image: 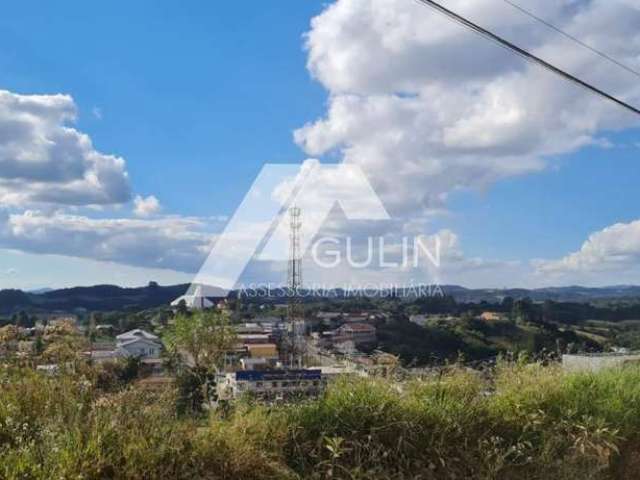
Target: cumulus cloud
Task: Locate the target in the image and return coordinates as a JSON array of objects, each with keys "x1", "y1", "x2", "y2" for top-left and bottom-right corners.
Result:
[
  {"x1": 248, "y1": 224, "x2": 520, "y2": 288},
  {"x1": 295, "y1": 0, "x2": 640, "y2": 215},
  {"x1": 534, "y1": 220, "x2": 640, "y2": 276},
  {"x1": 0, "y1": 210, "x2": 217, "y2": 273},
  {"x1": 133, "y1": 194, "x2": 161, "y2": 217},
  {"x1": 0, "y1": 90, "x2": 131, "y2": 207}
]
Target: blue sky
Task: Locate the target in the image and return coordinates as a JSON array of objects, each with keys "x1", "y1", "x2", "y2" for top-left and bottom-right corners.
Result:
[
  {"x1": 446, "y1": 133, "x2": 640, "y2": 260},
  {"x1": 0, "y1": 0, "x2": 325, "y2": 216},
  {"x1": 0, "y1": 0, "x2": 639, "y2": 290}
]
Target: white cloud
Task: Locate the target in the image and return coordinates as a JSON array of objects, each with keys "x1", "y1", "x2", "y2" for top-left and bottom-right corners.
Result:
[
  {"x1": 534, "y1": 220, "x2": 640, "y2": 276},
  {"x1": 244, "y1": 225, "x2": 521, "y2": 289},
  {"x1": 133, "y1": 194, "x2": 161, "y2": 217},
  {"x1": 0, "y1": 210, "x2": 217, "y2": 273},
  {"x1": 0, "y1": 90, "x2": 131, "y2": 207},
  {"x1": 295, "y1": 0, "x2": 640, "y2": 216}
]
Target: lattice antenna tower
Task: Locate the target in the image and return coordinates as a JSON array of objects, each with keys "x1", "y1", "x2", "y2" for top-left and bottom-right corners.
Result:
[
  {"x1": 287, "y1": 206, "x2": 302, "y2": 292},
  {"x1": 286, "y1": 206, "x2": 304, "y2": 367}
]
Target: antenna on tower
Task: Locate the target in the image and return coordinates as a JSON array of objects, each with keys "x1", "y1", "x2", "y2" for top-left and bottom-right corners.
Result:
[
  {"x1": 287, "y1": 206, "x2": 302, "y2": 292},
  {"x1": 286, "y1": 206, "x2": 304, "y2": 368}
]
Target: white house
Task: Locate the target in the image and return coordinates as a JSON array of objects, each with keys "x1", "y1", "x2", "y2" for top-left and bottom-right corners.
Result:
[
  {"x1": 116, "y1": 329, "x2": 159, "y2": 343},
  {"x1": 116, "y1": 329, "x2": 162, "y2": 359},
  {"x1": 409, "y1": 315, "x2": 428, "y2": 327}
]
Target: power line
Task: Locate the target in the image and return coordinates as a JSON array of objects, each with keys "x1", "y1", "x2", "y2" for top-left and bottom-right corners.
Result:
[
  {"x1": 500, "y1": 0, "x2": 640, "y2": 79},
  {"x1": 413, "y1": 0, "x2": 640, "y2": 116}
]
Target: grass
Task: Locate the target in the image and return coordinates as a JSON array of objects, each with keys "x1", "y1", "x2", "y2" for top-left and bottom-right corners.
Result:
[{"x1": 1, "y1": 362, "x2": 640, "y2": 479}]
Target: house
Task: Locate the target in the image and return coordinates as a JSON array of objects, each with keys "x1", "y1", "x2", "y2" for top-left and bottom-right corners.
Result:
[
  {"x1": 334, "y1": 323, "x2": 377, "y2": 347},
  {"x1": 409, "y1": 314, "x2": 428, "y2": 326},
  {"x1": 253, "y1": 316, "x2": 282, "y2": 324},
  {"x1": 116, "y1": 329, "x2": 159, "y2": 343},
  {"x1": 410, "y1": 314, "x2": 457, "y2": 326},
  {"x1": 238, "y1": 333, "x2": 271, "y2": 344},
  {"x1": 48, "y1": 314, "x2": 78, "y2": 327},
  {"x1": 479, "y1": 311, "x2": 503, "y2": 321},
  {"x1": 246, "y1": 343, "x2": 278, "y2": 359},
  {"x1": 87, "y1": 350, "x2": 123, "y2": 363},
  {"x1": 334, "y1": 340, "x2": 357, "y2": 355},
  {"x1": 240, "y1": 357, "x2": 269, "y2": 370},
  {"x1": 235, "y1": 323, "x2": 266, "y2": 334},
  {"x1": 342, "y1": 313, "x2": 370, "y2": 324},
  {"x1": 95, "y1": 324, "x2": 115, "y2": 335},
  {"x1": 316, "y1": 312, "x2": 342, "y2": 327},
  {"x1": 116, "y1": 329, "x2": 162, "y2": 359}
]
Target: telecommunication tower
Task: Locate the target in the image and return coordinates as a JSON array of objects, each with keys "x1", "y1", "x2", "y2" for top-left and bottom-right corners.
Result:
[{"x1": 286, "y1": 206, "x2": 305, "y2": 367}]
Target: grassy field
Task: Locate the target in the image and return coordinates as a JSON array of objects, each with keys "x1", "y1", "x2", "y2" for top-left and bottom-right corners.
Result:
[{"x1": 1, "y1": 362, "x2": 640, "y2": 479}]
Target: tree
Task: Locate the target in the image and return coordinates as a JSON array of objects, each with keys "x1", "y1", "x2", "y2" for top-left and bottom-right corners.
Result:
[
  {"x1": 13, "y1": 310, "x2": 31, "y2": 328},
  {"x1": 512, "y1": 298, "x2": 534, "y2": 324},
  {"x1": 175, "y1": 299, "x2": 188, "y2": 316},
  {"x1": 164, "y1": 310, "x2": 236, "y2": 371},
  {"x1": 42, "y1": 336, "x2": 85, "y2": 364},
  {"x1": 34, "y1": 335, "x2": 45, "y2": 355},
  {"x1": 163, "y1": 310, "x2": 237, "y2": 411}
]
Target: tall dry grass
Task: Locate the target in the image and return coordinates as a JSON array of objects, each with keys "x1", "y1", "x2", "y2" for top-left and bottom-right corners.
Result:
[{"x1": 1, "y1": 362, "x2": 640, "y2": 479}]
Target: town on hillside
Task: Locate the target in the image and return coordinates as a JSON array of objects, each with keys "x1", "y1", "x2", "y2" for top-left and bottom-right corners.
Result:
[{"x1": 4, "y1": 281, "x2": 640, "y2": 409}]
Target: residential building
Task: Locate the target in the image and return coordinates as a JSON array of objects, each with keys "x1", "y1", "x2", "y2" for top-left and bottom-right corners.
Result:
[
  {"x1": 238, "y1": 333, "x2": 271, "y2": 344},
  {"x1": 334, "y1": 340, "x2": 357, "y2": 355},
  {"x1": 253, "y1": 315, "x2": 282, "y2": 324},
  {"x1": 409, "y1": 314, "x2": 428, "y2": 326},
  {"x1": 116, "y1": 329, "x2": 162, "y2": 359},
  {"x1": 334, "y1": 323, "x2": 377, "y2": 347},
  {"x1": 48, "y1": 314, "x2": 78, "y2": 327},
  {"x1": 87, "y1": 350, "x2": 122, "y2": 363},
  {"x1": 342, "y1": 313, "x2": 370, "y2": 323},
  {"x1": 316, "y1": 312, "x2": 343, "y2": 327},
  {"x1": 216, "y1": 369, "x2": 326, "y2": 401},
  {"x1": 240, "y1": 357, "x2": 269, "y2": 370},
  {"x1": 116, "y1": 329, "x2": 159, "y2": 343},
  {"x1": 479, "y1": 311, "x2": 503, "y2": 321},
  {"x1": 235, "y1": 323, "x2": 265, "y2": 334},
  {"x1": 246, "y1": 343, "x2": 278, "y2": 359}
]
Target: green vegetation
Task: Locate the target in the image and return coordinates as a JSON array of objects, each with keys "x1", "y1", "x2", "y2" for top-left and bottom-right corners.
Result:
[
  {"x1": 2, "y1": 361, "x2": 640, "y2": 479},
  {"x1": 164, "y1": 310, "x2": 238, "y2": 413}
]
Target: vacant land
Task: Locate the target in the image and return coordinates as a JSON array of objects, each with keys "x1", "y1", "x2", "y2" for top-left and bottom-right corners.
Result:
[{"x1": 2, "y1": 361, "x2": 640, "y2": 479}]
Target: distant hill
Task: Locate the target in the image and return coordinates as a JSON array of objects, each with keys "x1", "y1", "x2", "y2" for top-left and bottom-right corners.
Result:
[
  {"x1": 1, "y1": 283, "x2": 639, "y2": 315},
  {"x1": 439, "y1": 285, "x2": 640, "y2": 303},
  {"x1": 0, "y1": 283, "x2": 192, "y2": 314},
  {"x1": 26, "y1": 288, "x2": 53, "y2": 294}
]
